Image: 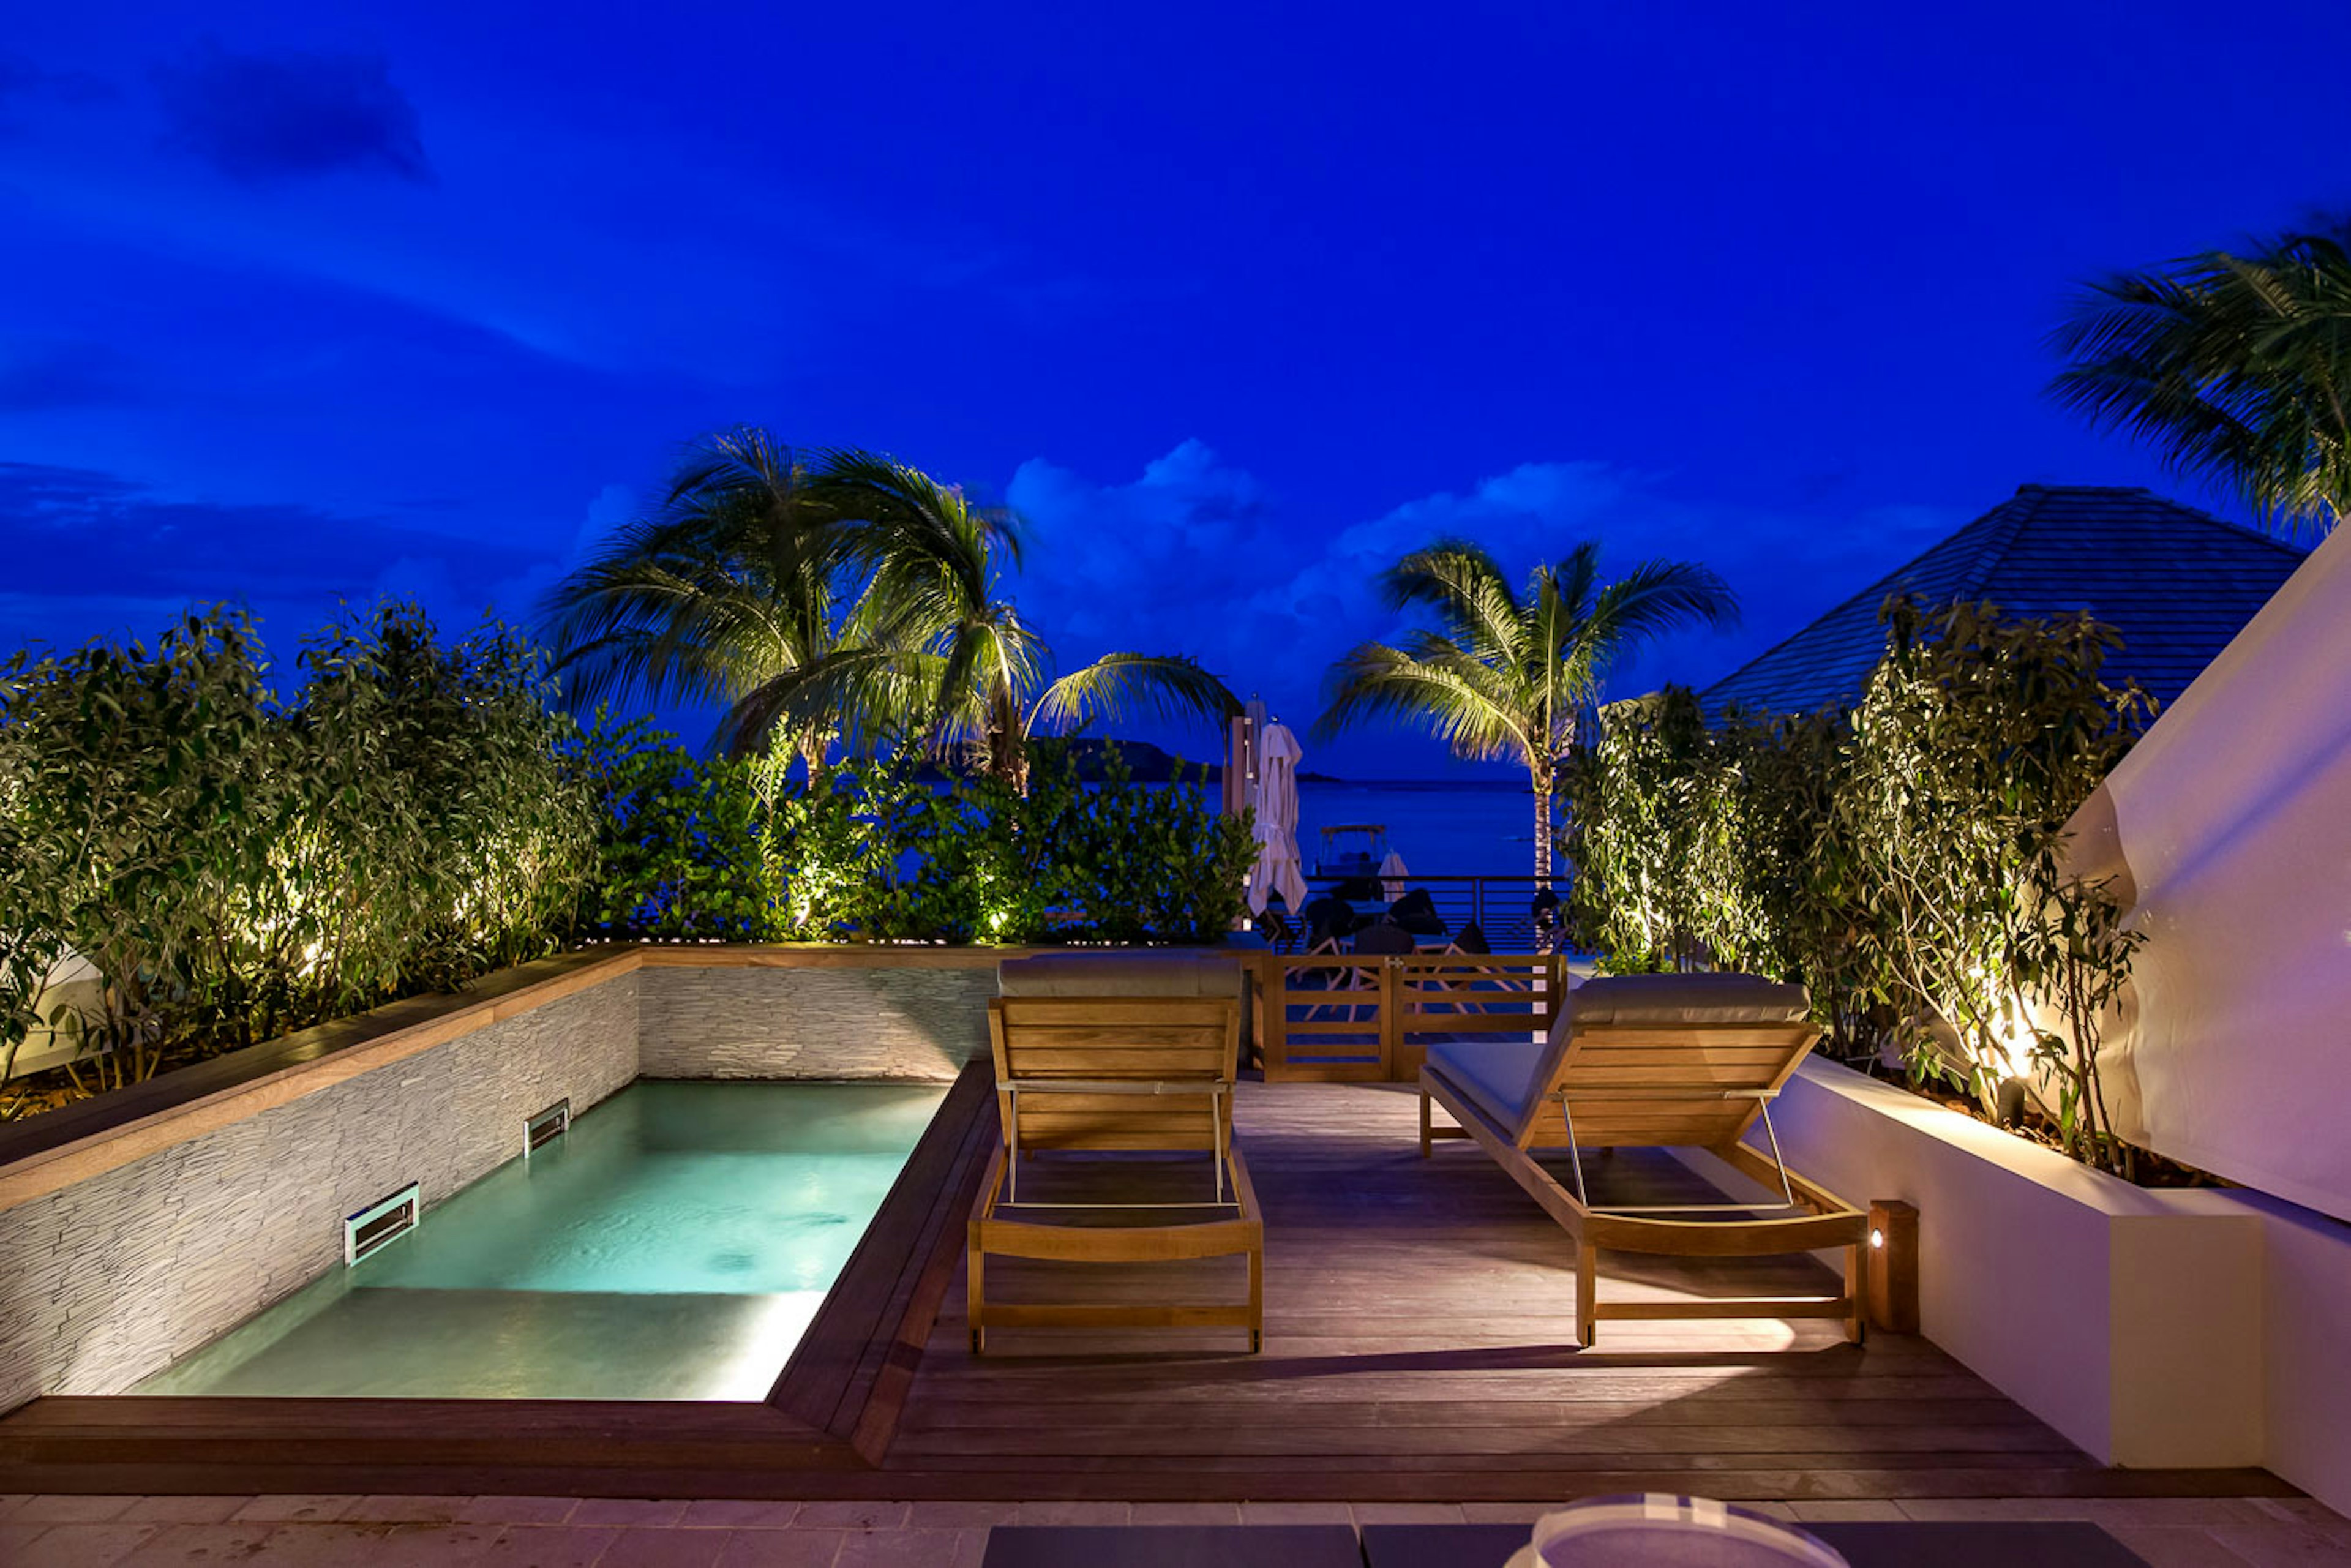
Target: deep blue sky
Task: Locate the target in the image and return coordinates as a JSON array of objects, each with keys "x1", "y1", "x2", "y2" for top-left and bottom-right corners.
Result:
[{"x1": 4, "y1": 2, "x2": 2346, "y2": 776}]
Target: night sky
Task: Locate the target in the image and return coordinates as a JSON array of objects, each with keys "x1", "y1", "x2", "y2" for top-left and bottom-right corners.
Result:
[{"x1": 4, "y1": 3, "x2": 2346, "y2": 775}]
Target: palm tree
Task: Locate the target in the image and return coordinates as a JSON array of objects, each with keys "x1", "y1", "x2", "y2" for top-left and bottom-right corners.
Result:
[
  {"x1": 547, "y1": 438, "x2": 1237, "y2": 788},
  {"x1": 2049, "y1": 221, "x2": 2351, "y2": 539},
  {"x1": 1315, "y1": 541, "x2": 1738, "y2": 877},
  {"x1": 782, "y1": 454, "x2": 1238, "y2": 791},
  {"x1": 542, "y1": 429, "x2": 869, "y2": 774}
]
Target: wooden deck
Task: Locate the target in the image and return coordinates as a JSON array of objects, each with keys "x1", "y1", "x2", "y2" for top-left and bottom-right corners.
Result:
[
  {"x1": 0, "y1": 1075, "x2": 2289, "y2": 1502},
  {"x1": 874, "y1": 1077, "x2": 2261, "y2": 1501}
]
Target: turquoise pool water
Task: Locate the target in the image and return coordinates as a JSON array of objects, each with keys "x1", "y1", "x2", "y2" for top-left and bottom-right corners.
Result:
[{"x1": 134, "y1": 1080, "x2": 947, "y2": 1400}]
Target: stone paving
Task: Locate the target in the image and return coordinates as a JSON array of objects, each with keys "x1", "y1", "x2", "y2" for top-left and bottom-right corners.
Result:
[{"x1": 2, "y1": 1493, "x2": 2349, "y2": 1566}]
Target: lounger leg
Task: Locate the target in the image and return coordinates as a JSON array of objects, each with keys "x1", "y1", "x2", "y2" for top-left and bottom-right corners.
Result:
[
  {"x1": 1575, "y1": 1240, "x2": 1599, "y2": 1349},
  {"x1": 967, "y1": 1240, "x2": 986, "y2": 1355},
  {"x1": 1419, "y1": 1086, "x2": 1432, "y2": 1158},
  {"x1": 1247, "y1": 1245, "x2": 1264, "y2": 1354},
  {"x1": 1843, "y1": 1241, "x2": 1865, "y2": 1345}
]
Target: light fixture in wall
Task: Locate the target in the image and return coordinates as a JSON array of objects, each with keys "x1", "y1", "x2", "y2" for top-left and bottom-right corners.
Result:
[
  {"x1": 524, "y1": 1098, "x2": 572, "y2": 1158},
  {"x1": 344, "y1": 1182, "x2": 420, "y2": 1266}
]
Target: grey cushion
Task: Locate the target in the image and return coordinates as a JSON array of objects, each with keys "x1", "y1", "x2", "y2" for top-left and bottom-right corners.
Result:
[
  {"x1": 998, "y1": 951, "x2": 1243, "y2": 999},
  {"x1": 1564, "y1": 972, "x2": 1810, "y2": 1027},
  {"x1": 1425, "y1": 1037, "x2": 1548, "y2": 1125}
]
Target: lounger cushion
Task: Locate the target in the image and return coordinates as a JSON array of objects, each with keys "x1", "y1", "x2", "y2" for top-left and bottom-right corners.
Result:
[
  {"x1": 999, "y1": 951, "x2": 1243, "y2": 998},
  {"x1": 1425, "y1": 1037, "x2": 1548, "y2": 1126},
  {"x1": 1561, "y1": 972, "x2": 1809, "y2": 1027}
]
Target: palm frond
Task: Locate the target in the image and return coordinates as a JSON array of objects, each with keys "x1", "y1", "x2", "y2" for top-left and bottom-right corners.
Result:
[
  {"x1": 1381, "y1": 541, "x2": 1525, "y2": 668},
  {"x1": 1313, "y1": 642, "x2": 1528, "y2": 761},
  {"x1": 2049, "y1": 224, "x2": 2351, "y2": 537},
  {"x1": 1027, "y1": 654, "x2": 1239, "y2": 738}
]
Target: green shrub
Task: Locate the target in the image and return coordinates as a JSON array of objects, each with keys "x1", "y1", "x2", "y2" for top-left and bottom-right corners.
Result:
[
  {"x1": 0, "y1": 603, "x2": 598, "y2": 1095},
  {"x1": 1559, "y1": 598, "x2": 2154, "y2": 1170},
  {"x1": 1832, "y1": 598, "x2": 2151, "y2": 1157},
  {"x1": 574, "y1": 717, "x2": 773, "y2": 939},
  {"x1": 571, "y1": 736, "x2": 1254, "y2": 947}
]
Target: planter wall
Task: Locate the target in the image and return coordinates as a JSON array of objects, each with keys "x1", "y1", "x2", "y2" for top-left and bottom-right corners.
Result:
[
  {"x1": 1733, "y1": 1059, "x2": 2267, "y2": 1470},
  {"x1": 2233, "y1": 1187, "x2": 2351, "y2": 1517}
]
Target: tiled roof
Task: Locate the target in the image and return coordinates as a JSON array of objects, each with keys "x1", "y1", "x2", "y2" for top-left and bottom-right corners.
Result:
[{"x1": 1701, "y1": 486, "x2": 2310, "y2": 717}]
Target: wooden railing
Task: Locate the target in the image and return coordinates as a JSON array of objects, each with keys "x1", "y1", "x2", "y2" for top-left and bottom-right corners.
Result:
[{"x1": 1248, "y1": 952, "x2": 1566, "y2": 1082}]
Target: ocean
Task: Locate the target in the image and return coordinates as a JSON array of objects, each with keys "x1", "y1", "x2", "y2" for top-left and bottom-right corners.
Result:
[{"x1": 1187, "y1": 777, "x2": 1546, "y2": 880}]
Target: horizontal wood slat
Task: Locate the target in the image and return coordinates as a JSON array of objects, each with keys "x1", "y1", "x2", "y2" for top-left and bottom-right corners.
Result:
[{"x1": 996, "y1": 999, "x2": 1232, "y2": 1026}]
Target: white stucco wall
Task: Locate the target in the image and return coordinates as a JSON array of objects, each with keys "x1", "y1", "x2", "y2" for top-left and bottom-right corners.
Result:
[{"x1": 1757, "y1": 1058, "x2": 2263, "y2": 1469}]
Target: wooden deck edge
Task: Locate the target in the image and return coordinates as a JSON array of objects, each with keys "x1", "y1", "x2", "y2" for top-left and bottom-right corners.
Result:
[
  {"x1": 0, "y1": 1395, "x2": 863, "y2": 1493},
  {"x1": 849, "y1": 1076, "x2": 1004, "y2": 1463},
  {"x1": 768, "y1": 1060, "x2": 996, "y2": 1436}
]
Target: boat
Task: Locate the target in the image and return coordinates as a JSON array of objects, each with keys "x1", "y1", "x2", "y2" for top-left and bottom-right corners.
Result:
[{"x1": 1316, "y1": 824, "x2": 1388, "y2": 897}]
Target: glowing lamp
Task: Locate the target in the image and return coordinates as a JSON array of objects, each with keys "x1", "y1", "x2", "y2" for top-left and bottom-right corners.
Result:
[{"x1": 1864, "y1": 1199, "x2": 1919, "y2": 1334}]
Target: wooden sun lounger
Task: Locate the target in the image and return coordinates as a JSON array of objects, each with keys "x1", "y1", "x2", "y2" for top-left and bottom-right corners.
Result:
[
  {"x1": 1418, "y1": 973, "x2": 1866, "y2": 1346},
  {"x1": 969, "y1": 962, "x2": 1262, "y2": 1354}
]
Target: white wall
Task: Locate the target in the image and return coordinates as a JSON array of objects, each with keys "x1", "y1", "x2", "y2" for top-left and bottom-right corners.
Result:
[
  {"x1": 2226, "y1": 1188, "x2": 2351, "y2": 1515},
  {"x1": 1760, "y1": 1059, "x2": 2263, "y2": 1469},
  {"x1": 1753, "y1": 1057, "x2": 2351, "y2": 1512}
]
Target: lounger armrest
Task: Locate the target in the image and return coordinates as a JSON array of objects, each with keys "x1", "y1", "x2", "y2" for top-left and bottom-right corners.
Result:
[{"x1": 1000, "y1": 1079, "x2": 1231, "y2": 1097}]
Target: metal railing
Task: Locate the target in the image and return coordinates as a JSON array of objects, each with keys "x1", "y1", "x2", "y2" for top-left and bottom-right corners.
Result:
[{"x1": 1254, "y1": 872, "x2": 1575, "y2": 954}]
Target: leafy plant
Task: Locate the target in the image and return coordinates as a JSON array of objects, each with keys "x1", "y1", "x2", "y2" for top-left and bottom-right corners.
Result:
[
  {"x1": 1, "y1": 603, "x2": 598, "y2": 1106},
  {"x1": 1315, "y1": 540, "x2": 1738, "y2": 881},
  {"x1": 572, "y1": 716, "x2": 775, "y2": 939},
  {"x1": 1835, "y1": 598, "x2": 2151, "y2": 1153},
  {"x1": 0, "y1": 610, "x2": 280, "y2": 1087},
  {"x1": 2050, "y1": 219, "x2": 2351, "y2": 539},
  {"x1": 1558, "y1": 599, "x2": 2156, "y2": 1172},
  {"x1": 567, "y1": 733, "x2": 1254, "y2": 948}
]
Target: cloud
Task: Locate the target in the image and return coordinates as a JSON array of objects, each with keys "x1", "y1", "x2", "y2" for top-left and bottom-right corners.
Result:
[
  {"x1": 1002, "y1": 443, "x2": 1961, "y2": 768},
  {"x1": 153, "y1": 43, "x2": 429, "y2": 184},
  {"x1": 0, "y1": 462, "x2": 542, "y2": 643}
]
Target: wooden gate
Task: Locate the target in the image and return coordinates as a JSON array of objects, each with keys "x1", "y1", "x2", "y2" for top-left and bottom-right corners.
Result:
[{"x1": 1251, "y1": 953, "x2": 1565, "y2": 1082}]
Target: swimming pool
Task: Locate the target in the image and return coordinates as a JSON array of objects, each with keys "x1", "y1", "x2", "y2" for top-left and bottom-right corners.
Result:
[{"x1": 133, "y1": 1079, "x2": 948, "y2": 1401}]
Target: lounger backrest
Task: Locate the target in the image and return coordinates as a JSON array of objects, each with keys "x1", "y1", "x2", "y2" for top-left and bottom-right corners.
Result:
[
  {"x1": 1517, "y1": 973, "x2": 1817, "y2": 1151},
  {"x1": 987, "y1": 995, "x2": 1239, "y2": 1152}
]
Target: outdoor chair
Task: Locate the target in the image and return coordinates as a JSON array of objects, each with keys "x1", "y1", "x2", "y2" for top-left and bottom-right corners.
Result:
[
  {"x1": 1387, "y1": 887, "x2": 1448, "y2": 940},
  {"x1": 1420, "y1": 920, "x2": 1537, "y2": 1013},
  {"x1": 1294, "y1": 917, "x2": 1414, "y2": 1025},
  {"x1": 969, "y1": 953, "x2": 1263, "y2": 1353},
  {"x1": 1299, "y1": 895, "x2": 1357, "y2": 948},
  {"x1": 1419, "y1": 972, "x2": 1865, "y2": 1345}
]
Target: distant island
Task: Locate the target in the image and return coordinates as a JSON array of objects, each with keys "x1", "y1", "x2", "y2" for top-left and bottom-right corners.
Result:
[
  {"x1": 916, "y1": 737, "x2": 1338, "y2": 784},
  {"x1": 1040, "y1": 737, "x2": 1341, "y2": 784}
]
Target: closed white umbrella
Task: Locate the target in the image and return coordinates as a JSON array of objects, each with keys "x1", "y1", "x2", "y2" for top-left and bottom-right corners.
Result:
[
  {"x1": 1247, "y1": 722, "x2": 1308, "y2": 917},
  {"x1": 1378, "y1": 850, "x2": 1409, "y2": 902}
]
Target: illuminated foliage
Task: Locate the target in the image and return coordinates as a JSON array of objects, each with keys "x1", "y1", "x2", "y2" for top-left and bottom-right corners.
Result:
[
  {"x1": 1561, "y1": 599, "x2": 2154, "y2": 1171},
  {"x1": 0, "y1": 604, "x2": 598, "y2": 1099},
  {"x1": 577, "y1": 736, "x2": 1254, "y2": 947}
]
